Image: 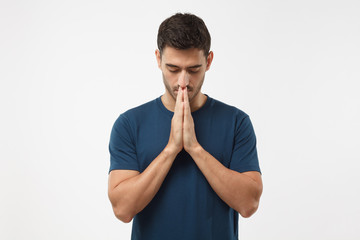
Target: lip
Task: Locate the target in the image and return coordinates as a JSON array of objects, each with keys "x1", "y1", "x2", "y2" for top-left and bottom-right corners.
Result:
[{"x1": 174, "y1": 88, "x2": 191, "y2": 92}]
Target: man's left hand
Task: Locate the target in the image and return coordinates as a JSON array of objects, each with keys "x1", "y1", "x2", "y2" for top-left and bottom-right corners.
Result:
[{"x1": 182, "y1": 87, "x2": 201, "y2": 154}]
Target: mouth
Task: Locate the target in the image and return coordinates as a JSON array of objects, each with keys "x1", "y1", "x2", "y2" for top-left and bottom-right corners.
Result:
[
  {"x1": 174, "y1": 87, "x2": 192, "y2": 93},
  {"x1": 174, "y1": 90, "x2": 191, "y2": 97}
]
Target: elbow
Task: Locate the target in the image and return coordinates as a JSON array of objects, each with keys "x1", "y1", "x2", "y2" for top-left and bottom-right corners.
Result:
[
  {"x1": 113, "y1": 206, "x2": 134, "y2": 223},
  {"x1": 238, "y1": 200, "x2": 259, "y2": 218},
  {"x1": 115, "y1": 213, "x2": 133, "y2": 223},
  {"x1": 109, "y1": 195, "x2": 134, "y2": 223},
  {"x1": 108, "y1": 191, "x2": 135, "y2": 223},
  {"x1": 239, "y1": 181, "x2": 263, "y2": 218}
]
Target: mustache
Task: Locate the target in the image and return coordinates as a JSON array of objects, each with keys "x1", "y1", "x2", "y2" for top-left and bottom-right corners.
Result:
[{"x1": 174, "y1": 86, "x2": 193, "y2": 92}]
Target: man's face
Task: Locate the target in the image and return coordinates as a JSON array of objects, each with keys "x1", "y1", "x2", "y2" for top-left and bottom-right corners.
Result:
[{"x1": 156, "y1": 46, "x2": 213, "y2": 103}]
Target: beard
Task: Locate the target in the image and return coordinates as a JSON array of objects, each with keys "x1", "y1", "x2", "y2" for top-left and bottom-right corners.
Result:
[{"x1": 162, "y1": 73, "x2": 205, "y2": 103}]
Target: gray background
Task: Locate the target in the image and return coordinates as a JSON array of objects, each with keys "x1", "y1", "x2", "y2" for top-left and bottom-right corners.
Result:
[{"x1": 1, "y1": 0, "x2": 359, "y2": 239}]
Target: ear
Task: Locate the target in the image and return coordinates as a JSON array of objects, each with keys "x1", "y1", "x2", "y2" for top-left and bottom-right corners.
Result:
[
  {"x1": 155, "y1": 49, "x2": 161, "y2": 69},
  {"x1": 205, "y1": 51, "x2": 214, "y2": 71}
]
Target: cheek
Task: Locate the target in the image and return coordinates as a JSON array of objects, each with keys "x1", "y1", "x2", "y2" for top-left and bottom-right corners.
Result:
[
  {"x1": 192, "y1": 72, "x2": 205, "y2": 83},
  {"x1": 163, "y1": 72, "x2": 178, "y2": 84}
]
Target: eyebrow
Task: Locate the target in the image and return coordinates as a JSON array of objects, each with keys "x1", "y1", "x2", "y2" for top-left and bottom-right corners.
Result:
[{"x1": 165, "y1": 64, "x2": 202, "y2": 69}]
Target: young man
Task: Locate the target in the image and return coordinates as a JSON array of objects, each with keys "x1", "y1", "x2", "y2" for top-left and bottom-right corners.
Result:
[{"x1": 108, "y1": 13, "x2": 263, "y2": 240}]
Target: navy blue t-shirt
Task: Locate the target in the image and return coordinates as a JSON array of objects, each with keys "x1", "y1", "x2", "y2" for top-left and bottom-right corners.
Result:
[{"x1": 109, "y1": 95, "x2": 261, "y2": 240}]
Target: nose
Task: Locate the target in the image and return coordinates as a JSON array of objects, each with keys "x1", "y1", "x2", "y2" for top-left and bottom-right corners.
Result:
[{"x1": 177, "y1": 70, "x2": 189, "y2": 89}]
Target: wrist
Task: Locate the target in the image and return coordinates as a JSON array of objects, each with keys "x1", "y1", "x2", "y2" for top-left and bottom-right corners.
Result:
[
  {"x1": 186, "y1": 143, "x2": 203, "y2": 157},
  {"x1": 164, "y1": 144, "x2": 181, "y2": 158}
]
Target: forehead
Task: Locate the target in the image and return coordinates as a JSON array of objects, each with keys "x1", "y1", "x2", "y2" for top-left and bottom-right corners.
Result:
[{"x1": 161, "y1": 47, "x2": 206, "y2": 67}]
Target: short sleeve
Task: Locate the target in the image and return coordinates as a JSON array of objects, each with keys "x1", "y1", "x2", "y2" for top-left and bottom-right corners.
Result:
[
  {"x1": 229, "y1": 114, "x2": 261, "y2": 174},
  {"x1": 108, "y1": 114, "x2": 139, "y2": 173}
]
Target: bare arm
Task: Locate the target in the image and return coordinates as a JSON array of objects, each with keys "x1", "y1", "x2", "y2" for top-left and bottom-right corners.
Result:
[
  {"x1": 108, "y1": 146, "x2": 177, "y2": 223},
  {"x1": 188, "y1": 146, "x2": 263, "y2": 218},
  {"x1": 108, "y1": 88, "x2": 185, "y2": 223},
  {"x1": 182, "y1": 88, "x2": 263, "y2": 218}
]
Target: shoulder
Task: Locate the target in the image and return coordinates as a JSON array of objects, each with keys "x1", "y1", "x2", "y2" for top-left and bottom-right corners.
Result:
[
  {"x1": 120, "y1": 97, "x2": 159, "y2": 119},
  {"x1": 208, "y1": 96, "x2": 249, "y2": 121},
  {"x1": 124, "y1": 98, "x2": 158, "y2": 117},
  {"x1": 113, "y1": 97, "x2": 159, "y2": 129},
  {"x1": 208, "y1": 97, "x2": 257, "y2": 141}
]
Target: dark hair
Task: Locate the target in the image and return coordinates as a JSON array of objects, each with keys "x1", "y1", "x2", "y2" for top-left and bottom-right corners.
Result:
[{"x1": 157, "y1": 13, "x2": 211, "y2": 57}]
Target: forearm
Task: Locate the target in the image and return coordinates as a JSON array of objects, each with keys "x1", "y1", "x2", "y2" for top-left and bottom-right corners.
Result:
[
  {"x1": 189, "y1": 146, "x2": 262, "y2": 218},
  {"x1": 110, "y1": 146, "x2": 178, "y2": 222}
]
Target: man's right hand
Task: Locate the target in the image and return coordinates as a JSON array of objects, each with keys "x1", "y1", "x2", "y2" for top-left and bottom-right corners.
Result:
[
  {"x1": 167, "y1": 87, "x2": 184, "y2": 154},
  {"x1": 109, "y1": 91, "x2": 184, "y2": 222}
]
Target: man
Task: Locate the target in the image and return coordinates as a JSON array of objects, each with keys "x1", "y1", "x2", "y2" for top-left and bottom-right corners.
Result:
[{"x1": 108, "y1": 13, "x2": 262, "y2": 240}]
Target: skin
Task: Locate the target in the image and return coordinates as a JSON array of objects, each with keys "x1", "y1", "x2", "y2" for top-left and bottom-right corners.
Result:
[
  {"x1": 157, "y1": 46, "x2": 212, "y2": 113},
  {"x1": 108, "y1": 46, "x2": 263, "y2": 223}
]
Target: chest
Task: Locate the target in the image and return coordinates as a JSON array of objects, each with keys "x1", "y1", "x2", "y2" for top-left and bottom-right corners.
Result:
[{"x1": 134, "y1": 114, "x2": 235, "y2": 172}]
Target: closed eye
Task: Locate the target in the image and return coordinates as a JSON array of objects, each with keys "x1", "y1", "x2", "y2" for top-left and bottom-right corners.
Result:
[
  {"x1": 188, "y1": 69, "x2": 200, "y2": 74},
  {"x1": 187, "y1": 65, "x2": 202, "y2": 73},
  {"x1": 165, "y1": 64, "x2": 202, "y2": 73},
  {"x1": 168, "y1": 69, "x2": 179, "y2": 73}
]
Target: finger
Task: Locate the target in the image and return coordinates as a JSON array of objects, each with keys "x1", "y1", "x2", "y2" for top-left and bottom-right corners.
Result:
[
  {"x1": 173, "y1": 101, "x2": 184, "y2": 128},
  {"x1": 183, "y1": 87, "x2": 190, "y2": 114},
  {"x1": 184, "y1": 87, "x2": 189, "y2": 104},
  {"x1": 174, "y1": 87, "x2": 183, "y2": 115},
  {"x1": 183, "y1": 88, "x2": 192, "y2": 124}
]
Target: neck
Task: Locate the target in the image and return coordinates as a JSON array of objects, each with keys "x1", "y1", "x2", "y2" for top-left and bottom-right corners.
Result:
[{"x1": 161, "y1": 92, "x2": 207, "y2": 112}]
